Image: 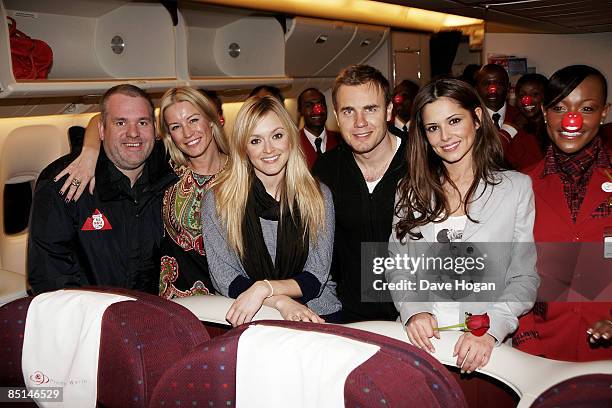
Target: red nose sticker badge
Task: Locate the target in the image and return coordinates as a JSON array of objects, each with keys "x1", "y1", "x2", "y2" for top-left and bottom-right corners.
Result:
[
  {"x1": 81, "y1": 209, "x2": 112, "y2": 231},
  {"x1": 312, "y1": 103, "x2": 324, "y2": 115},
  {"x1": 393, "y1": 94, "x2": 404, "y2": 104},
  {"x1": 561, "y1": 112, "x2": 583, "y2": 132},
  {"x1": 520, "y1": 95, "x2": 533, "y2": 106},
  {"x1": 487, "y1": 85, "x2": 498, "y2": 95}
]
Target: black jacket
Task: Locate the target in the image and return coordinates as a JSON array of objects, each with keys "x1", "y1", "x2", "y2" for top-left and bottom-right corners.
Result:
[
  {"x1": 28, "y1": 143, "x2": 177, "y2": 295},
  {"x1": 313, "y1": 136, "x2": 407, "y2": 322}
]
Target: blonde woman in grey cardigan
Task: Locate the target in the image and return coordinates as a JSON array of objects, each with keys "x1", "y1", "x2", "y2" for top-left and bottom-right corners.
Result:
[{"x1": 202, "y1": 96, "x2": 341, "y2": 327}]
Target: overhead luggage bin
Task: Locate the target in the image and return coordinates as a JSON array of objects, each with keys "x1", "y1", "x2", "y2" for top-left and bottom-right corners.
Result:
[
  {"x1": 285, "y1": 17, "x2": 356, "y2": 78},
  {"x1": 315, "y1": 24, "x2": 388, "y2": 77},
  {"x1": 0, "y1": 0, "x2": 179, "y2": 98},
  {"x1": 178, "y1": 4, "x2": 290, "y2": 90}
]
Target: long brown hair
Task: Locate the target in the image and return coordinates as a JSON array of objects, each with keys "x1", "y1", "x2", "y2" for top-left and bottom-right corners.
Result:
[{"x1": 395, "y1": 77, "x2": 505, "y2": 241}]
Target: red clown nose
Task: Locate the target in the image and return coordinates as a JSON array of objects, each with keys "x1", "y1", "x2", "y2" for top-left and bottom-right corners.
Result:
[
  {"x1": 312, "y1": 103, "x2": 324, "y2": 115},
  {"x1": 520, "y1": 95, "x2": 533, "y2": 106},
  {"x1": 487, "y1": 84, "x2": 498, "y2": 95},
  {"x1": 561, "y1": 112, "x2": 583, "y2": 132},
  {"x1": 393, "y1": 94, "x2": 404, "y2": 104}
]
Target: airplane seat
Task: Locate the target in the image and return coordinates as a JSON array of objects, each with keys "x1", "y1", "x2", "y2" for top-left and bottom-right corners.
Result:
[
  {"x1": 150, "y1": 320, "x2": 467, "y2": 408},
  {"x1": 0, "y1": 295, "x2": 34, "y2": 386},
  {"x1": 529, "y1": 374, "x2": 612, "y2": 408},
  {"x1": 0, "y1": 288, "x2": 210, "y2": 407},
  {"x1": 0, "y1": 124, "x2": 69, "y2": 276}
]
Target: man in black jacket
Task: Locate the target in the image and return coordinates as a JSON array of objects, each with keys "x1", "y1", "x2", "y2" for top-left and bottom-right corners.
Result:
[
  {"x1": 28, "y1": 84, "x2": 177, "y2": 294},
  {"x1": 313, "y1": 65, "x2": 407, "y2": 322}
]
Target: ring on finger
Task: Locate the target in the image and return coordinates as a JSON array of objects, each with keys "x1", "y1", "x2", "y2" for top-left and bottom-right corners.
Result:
[{"x1": 71, "y1": 179, "x2": 82, "y2": 188}]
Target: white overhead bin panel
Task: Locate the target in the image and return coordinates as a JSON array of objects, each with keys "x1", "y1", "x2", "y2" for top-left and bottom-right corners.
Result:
[
  {"x1": 178, "y1": 3, "x2": 289, "y2": 90},
  {"x1": 0, "y1": 0, "x2": 178, "y2": 98},
  {"x1": 315, "y1": 24, "x2": 388, "y2": 77},
  {"x1": 285, "y1": 17, "x2": 356, "y2": 78}
]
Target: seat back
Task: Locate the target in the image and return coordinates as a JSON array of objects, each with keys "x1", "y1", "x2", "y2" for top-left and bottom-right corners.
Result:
[
  {"x1": 150, "y1": 320, "x2": 467, "y2": 408},
  {"x1": 0, "y1": 123, "x2": 69, "y2": 275},
  {"x1": 0, "y1": 288, "x2": 209, "y2": 407}
]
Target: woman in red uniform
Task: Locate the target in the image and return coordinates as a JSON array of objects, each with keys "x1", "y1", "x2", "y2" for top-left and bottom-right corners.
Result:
[
  {"x1": 502, "y1": 73, "x2": 549, "y2": 171},
  {"x1": 514, "y1": 65, "x2": 611, "y2": 361}
]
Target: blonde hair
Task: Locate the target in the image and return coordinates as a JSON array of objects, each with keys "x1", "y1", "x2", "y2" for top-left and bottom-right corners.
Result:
[
  {"x1": 158, "y1": 87, "x2": 228, "y2": 168},
  {"x1": 213, "y1": 96, "x2": 326, "y2": 257}
]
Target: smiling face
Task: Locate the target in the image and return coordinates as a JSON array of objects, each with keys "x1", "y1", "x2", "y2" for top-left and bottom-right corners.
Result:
[
  {"x1": 99, "y1": 93, "x2": 155, "y2": 178},
  {"x1": 422, "y1": 96, "x2": 482, "y2": 168},
  {"x1": 246, "y1": 111, "x2": 290, "y2": 189},
  {"x1": 544, "y1": 75, "x2": 609, "y2": 154},
  {"x1": 476, "y1": 66, "x2": 509, "y2": 112},
  {"x1": 335, "y1": 82, "x2": 392, "y2": 155},
  {"x1": 299, "y1": 89, "x2": 327, "y2": 134},
  {"x1": 163, "y1": 100, "x2": 218, "y2": 165},
  {"x1": 517, "y1": 80, "x2": 546, "y2": 120}
]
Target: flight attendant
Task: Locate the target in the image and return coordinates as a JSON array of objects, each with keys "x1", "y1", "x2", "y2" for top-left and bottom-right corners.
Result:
[
  {"x1": 514, "y1": 65, "x2": 612, "y2": 361},
  {"x1": 501, "y1": 73, "x2": 549, "y2": 171}
]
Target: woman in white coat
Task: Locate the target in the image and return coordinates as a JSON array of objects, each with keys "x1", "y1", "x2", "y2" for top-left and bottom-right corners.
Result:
[{"x1": 386, "y1": 77, "x2": 539, "y2": 374}]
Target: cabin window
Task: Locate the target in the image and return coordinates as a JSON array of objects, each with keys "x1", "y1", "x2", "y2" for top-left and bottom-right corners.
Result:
[{"x1": 4, "y1": 182, "x2": 33, "y2": 234}]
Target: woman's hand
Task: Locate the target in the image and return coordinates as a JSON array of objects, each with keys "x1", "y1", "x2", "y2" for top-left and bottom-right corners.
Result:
[
  {"x1": 405, "y1": 312, "x2": 439, "y2": 353},
  {"x1": 273, "y1": 296, "x2": 325, "y2": 324},
  {"x1": 453, "y1": 332, "x2": 495, "y2": 374},
  {"x1": 55, "y1": 146, "x2": 98, "y2": 201},
  {"x1": 225, "y1": 281, "x2": 271, "y2": 327},
  {"x1": 587, "y1": 319, "x2": 612, "y2": 344}
]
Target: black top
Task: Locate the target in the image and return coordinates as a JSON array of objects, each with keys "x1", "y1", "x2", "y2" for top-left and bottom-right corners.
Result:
[
  {"x1": 313, "y1": 137, "x2": 408, "y2": 322},
  {"x1": 28, "y1": 143, "x2": 177, "y2": 294}
]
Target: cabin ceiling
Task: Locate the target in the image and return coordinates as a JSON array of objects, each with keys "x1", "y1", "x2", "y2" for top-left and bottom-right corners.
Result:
[{"x1": 384, "y1": 0, "x2": 612, "y2": 33}]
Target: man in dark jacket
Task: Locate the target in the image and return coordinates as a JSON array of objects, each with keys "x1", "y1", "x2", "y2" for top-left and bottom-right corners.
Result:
[
  {"x1": 28, "y1": 84, "x2": 177, "y2": 295},
  {"x1": 313, "y1": 65, "x2": 407, "y2": 322}
]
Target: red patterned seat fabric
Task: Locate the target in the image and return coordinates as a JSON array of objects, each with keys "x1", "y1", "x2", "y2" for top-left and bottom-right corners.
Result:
[
  {"x1": 530, "y1": 374, "x2": 612, "y2": 408},
  {"x1": 0, "y1": 296, "x2": 34, "y2": 386},
  {"x1": 150, "y1": 320, "x2": 467, "y2": 408}
]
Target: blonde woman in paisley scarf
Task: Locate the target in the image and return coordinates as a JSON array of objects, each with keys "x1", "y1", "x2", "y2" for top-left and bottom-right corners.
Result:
[{"x1": 157, "y1": 87, "x2": 229, "y2": 298}]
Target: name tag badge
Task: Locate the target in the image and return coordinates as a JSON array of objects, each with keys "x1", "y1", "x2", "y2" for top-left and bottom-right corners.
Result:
[{"x1": 605, "y1": 227, "x2": 612, "y2": 259}]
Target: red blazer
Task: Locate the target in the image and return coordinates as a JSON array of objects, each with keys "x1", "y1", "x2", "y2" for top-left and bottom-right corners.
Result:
[
  {"x1": 500, "y1": 128, "x2": 545, "y2": 172},
  {"x1": 514, "y1": 137, "x2": 612, "y2": 361},
  {"x1": 504, "y1": 104, "x2": 520, "y2": 125},
  {"x1": 299, "y1": 128, "x2": 341, "y2": 169}
]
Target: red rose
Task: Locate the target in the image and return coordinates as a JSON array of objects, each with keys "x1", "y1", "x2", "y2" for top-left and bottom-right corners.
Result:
[
  {"x1": 465, "y1": 313, "x2": 490, "y2": 337},
  {"x1": 435, "y1": 312, "x2": 491, "y2": 336}
]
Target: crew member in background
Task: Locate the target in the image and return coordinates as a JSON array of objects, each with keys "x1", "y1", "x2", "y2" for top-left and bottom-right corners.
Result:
[
  {"x1": 475, "y1": 64, "x2": 520, "y2": 129},
  {"x1": 297, "y1": 87, "x2": 340, "y2": 169},
  {"x1": 388, "y1": 79, "x2": 419, "y2": 138},
  {"x1": 500, "y1": 73, "x2": 549, "y2": 171}
]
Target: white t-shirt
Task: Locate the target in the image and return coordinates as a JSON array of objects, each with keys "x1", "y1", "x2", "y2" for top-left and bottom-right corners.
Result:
[
  {"x1": 365, "y1": 135, "x2": 402, "y2": 193},
  {"x1": 432, "y1": 215, "x2": 467, "y2": 327}
]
